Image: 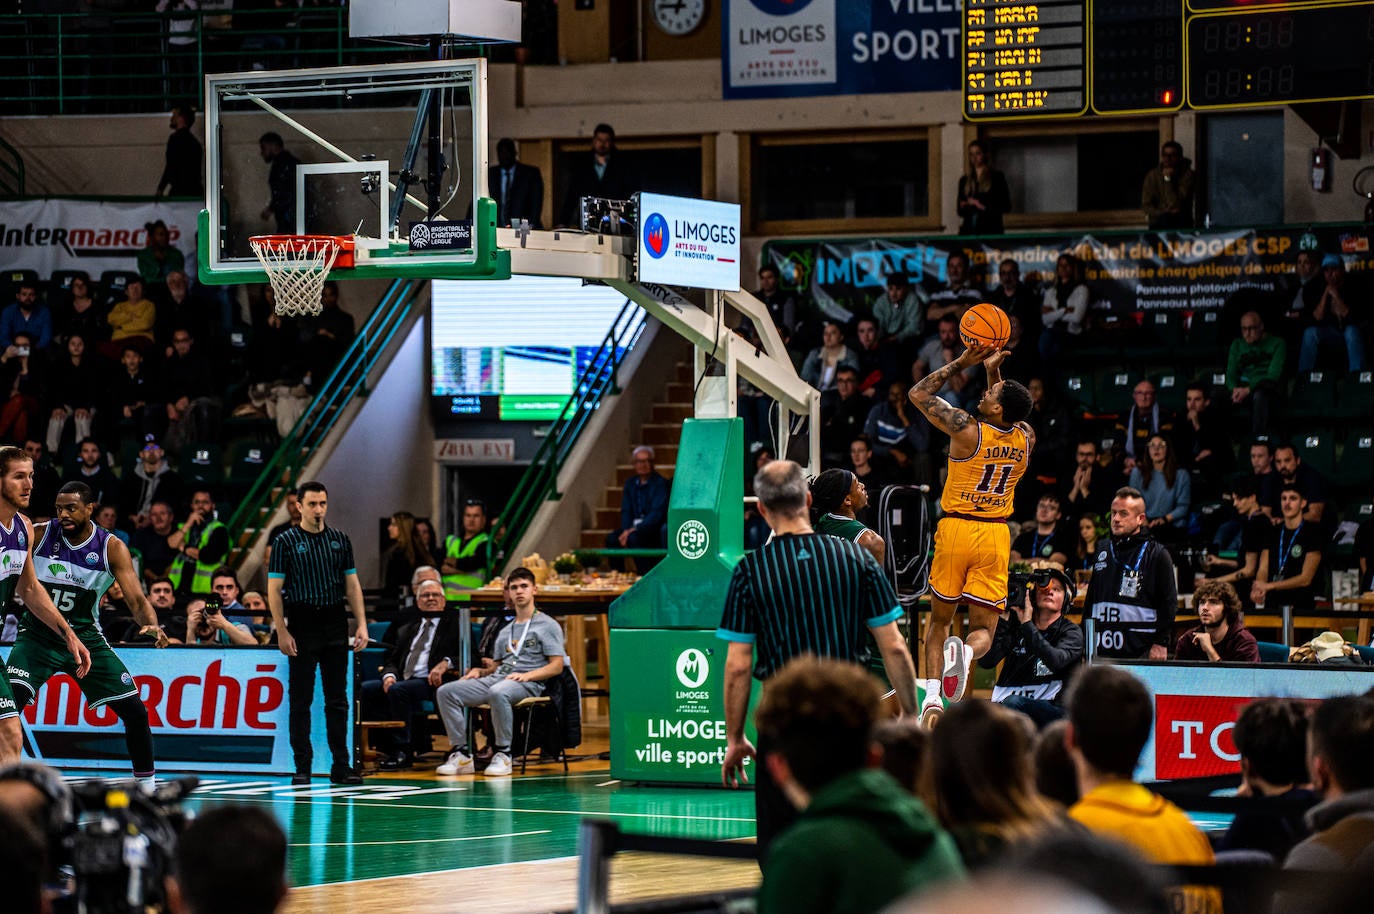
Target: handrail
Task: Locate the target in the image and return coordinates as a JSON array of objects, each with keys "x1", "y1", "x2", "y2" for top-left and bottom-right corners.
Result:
[
  {"x1": 224, "y1": 278, "x2": 426, "y2": 562},
  {"x1": 0, "y1": 137, "x2": 24, "y2": 197},
  {"x1": 488, "y1": 299, "x2": 647, "y2": 575}
]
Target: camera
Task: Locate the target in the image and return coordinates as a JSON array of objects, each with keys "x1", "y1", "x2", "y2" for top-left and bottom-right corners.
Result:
[
  {"x1": 0, "y1": 763, "x2": 197, "y2": 914},
  {"x1": 1007, "y1": 568, "x2": 1054, "y2": 610},
  {"x1": 15, "y1": 345, "x2": 29, "y2": 357},
  {"x1": 203, "y1": 595, "x2": 221, "y2": 615},
  {"x1": 61, "y1": 778, "x2": 197, "y2": 914}
]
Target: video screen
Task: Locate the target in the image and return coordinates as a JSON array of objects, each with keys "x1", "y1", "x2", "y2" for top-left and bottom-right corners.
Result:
[{"x1": 430, "y1": 275, "x2": 632, "y2": 421}]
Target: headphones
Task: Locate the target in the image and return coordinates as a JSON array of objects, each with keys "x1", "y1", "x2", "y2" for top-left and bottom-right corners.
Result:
[{"x1": 0, "y1": 762, "x2": 74, "y2": 864}]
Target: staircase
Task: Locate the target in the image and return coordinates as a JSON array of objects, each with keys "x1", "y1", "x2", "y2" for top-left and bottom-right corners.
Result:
[{"x1": 581, "y1": 359, "x2": 695, "y2": 549}]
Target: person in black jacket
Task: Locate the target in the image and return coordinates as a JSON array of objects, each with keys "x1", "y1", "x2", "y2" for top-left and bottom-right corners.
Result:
[
  {"x1": 557, "y1": 123, "x2": 639, "y2": 228},
  {"x1": 1083, "y1": 487, "x2": 1178, "y2": 660},
  {"x1": 980, "y1": 564, "x2": 1083, "y2": 728},
  {"x1": 359, "y1": 579, "x2": 463, "y2": 770},
  {"x1": 488, "y1": 138, "x2": 544, "y2": 228}
]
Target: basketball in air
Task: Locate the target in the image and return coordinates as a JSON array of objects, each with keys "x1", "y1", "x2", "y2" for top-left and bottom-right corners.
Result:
[{"x1": 960, "y1": 302, "x2": 1011, "y2": 349}]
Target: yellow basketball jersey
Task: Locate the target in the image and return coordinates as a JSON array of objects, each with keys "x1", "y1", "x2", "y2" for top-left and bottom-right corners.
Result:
[{"x1": 941, "y1": 421, "x2": 1029, "y2": 520}]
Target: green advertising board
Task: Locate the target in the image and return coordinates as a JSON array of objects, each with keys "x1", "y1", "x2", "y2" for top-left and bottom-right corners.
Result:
[{"x1": 610, "y1": 628, "x2": 760, "y2": 785}]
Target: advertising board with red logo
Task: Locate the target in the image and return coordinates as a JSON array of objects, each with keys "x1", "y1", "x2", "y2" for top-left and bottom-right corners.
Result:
[
  {"x1": 0, "y1": 199, "x2": 199, "y2": 280},
  {"x1": 0, "y1": 647, "x2": 350, "y2": 776},
  {"x1": 1118, "y1": 661, "x2": 1374, "y2": 782}
]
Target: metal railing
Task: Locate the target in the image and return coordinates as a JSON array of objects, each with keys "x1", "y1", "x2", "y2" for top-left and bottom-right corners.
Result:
[
  {"x1": 0, "y1": 137, "x2": 25, "y2": 197},
  {"x1": 224, "y1": 277, "x2": 426, "y2": 561},
  {"x1": 488, "y1": 299, "x2": 647, "y2": 575},
  {"x1": 0, "y1": 9, "x2": 437, "y2": 115}
]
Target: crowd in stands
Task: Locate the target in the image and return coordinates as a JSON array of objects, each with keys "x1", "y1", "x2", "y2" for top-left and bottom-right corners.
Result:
[
  {"x1": 741, "y1": 171, "x2": 1373, "y2": 630},
  {"x1": 743, "y1": 653, "x2": 1373, "y2": 914}
]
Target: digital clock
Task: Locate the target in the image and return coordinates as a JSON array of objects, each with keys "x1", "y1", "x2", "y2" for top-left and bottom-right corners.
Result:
[{"x1": 1186, "y1": 4, "x2": 1374, "y2": 108}]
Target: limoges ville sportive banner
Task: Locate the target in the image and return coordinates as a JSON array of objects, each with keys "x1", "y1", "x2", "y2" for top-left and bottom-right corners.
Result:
[
  {"x1": 0, "y1": 199, "x2": 200, "y2": 281},
  {"x1": 761, "y1": 223, "x2": 1374, "y2": 322},
  {"x1": 724, "y1": 0, "x2": 961, "y2": 99}
]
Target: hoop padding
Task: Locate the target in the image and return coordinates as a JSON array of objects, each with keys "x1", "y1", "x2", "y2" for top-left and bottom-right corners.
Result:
[{"x1": 250, "y1": 235, "x2": 355, "y2": 317}]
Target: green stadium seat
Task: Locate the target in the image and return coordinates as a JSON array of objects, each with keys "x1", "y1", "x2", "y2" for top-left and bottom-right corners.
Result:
[
  {"x1": 1152, "y1": 370, "x2": 1187, "y2": 413},
  {"x1": 226, "y1": 439, "x2": 272, "y2": 499},
  {"x1": 1138, "y1": 311, "x2": 1186, "y2": 359},
  {"x1": 1297, "y1": 428, "x2": 1337, "y2": 478},
  {"x1": 1346, "y1": 502, "x2": 1374, "y2": 526},
  {"x1": 1337, "y1": 428, "x2": 1374, "y2": 488},
  {"x1": 1061, "y1": 372, "x2": 1095, "y2": 414},
  {"x1": 179, "y1": 443, "x2": 225, "y2": 488},
  {"x1": 1094, "y1": 367, "x2": 1137, "y2": 415},
  {"x1": 1334, "y1": 370, "x2": 1374, "y2": 420},
  {"x1": 1289, "y1": 371, "x2": 1339, "y2": 420},
  {"x1": 1185, "y1": 309, "x2": 1222, "y2": 355}
]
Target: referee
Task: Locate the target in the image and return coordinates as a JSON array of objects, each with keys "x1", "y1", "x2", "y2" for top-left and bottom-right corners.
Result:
[
  {"x1": 718, "y1": 459, "x2": 918, "y2": 862},
  {"x1": 267, "y1": 481, "x2": 370, "y2": 785}
]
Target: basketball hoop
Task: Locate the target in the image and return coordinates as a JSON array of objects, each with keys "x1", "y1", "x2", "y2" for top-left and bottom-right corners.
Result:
[{"x1": 249, "y1": 235, "x2": 355, "y2": 317}]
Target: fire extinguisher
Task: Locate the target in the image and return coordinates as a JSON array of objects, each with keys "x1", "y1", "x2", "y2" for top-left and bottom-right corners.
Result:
[{"x1": 1311, "y1": 147, "x2": 1332, "y2": 193}]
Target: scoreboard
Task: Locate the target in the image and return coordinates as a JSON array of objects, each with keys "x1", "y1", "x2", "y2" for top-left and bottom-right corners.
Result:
[{"x1": 964, "y1": 0, "x2": 1374, "y2": 122}]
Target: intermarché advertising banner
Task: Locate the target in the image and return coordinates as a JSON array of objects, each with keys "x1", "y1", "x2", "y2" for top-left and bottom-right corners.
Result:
[
  {"x1": 0, "y1": 198, "x2": 200, "y2": 281},
  {"x1": 1, "y1": 646, "x2": 349, "y2": 775},
  {"x1": 724, "y1": 0, "x2": 961, "y2": 99},
  {"x1": 761, "y1": 224, "x2": 1374, "y2": 323}
]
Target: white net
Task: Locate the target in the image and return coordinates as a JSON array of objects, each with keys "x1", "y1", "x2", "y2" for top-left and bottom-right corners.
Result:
[{"x1": 250, "y1": 236, "x2": 343, "y2": 317}]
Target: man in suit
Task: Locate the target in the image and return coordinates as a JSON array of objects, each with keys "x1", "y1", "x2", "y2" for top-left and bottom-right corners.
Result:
[
  {"x1": 489, "y1": 138, "x2": 544, "y2": 229},
  {"x1": 558, "y1": 123, "x2": 639, "y2": 228},
  {"x1": 359, "y1": 579, "x2": 463, "y2": 770}
]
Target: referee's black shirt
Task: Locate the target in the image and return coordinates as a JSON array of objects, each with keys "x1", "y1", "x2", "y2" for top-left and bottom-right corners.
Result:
[
  {"x1": 268, "y1": 525, "x2": 356, "y2": 608},
  {"x1": 717, "y1": 532, "x2": 902, "y2": 680}
]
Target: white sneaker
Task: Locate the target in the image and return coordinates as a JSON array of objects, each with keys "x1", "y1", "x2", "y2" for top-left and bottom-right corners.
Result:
[
  {"x1": 436, "y1": 749, "x2": 474, "y2": 776},
  {"x1": 940, "y1": 637, "x2": 974, "y2": 703},
  {"x1": 484, "y1": 751, "x2": 513, "y2": 777},
  {"x1": 919, "y1": 691, "x2": 944, "y2": 729}
]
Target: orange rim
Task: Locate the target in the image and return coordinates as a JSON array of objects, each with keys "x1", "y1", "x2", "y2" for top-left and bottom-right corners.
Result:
[{"x1": 250, "y1": 234, "x2": 355, "y2": 268}]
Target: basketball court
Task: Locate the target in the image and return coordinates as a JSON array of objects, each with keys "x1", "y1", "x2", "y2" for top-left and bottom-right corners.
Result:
[{"x1": 75, "y1": 723, "x2": 763, "y2": 914}]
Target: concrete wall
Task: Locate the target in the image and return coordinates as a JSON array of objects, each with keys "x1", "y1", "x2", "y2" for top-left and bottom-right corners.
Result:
[{"x1": 308, "y1": 317, "x2": 436, "y2": 591}]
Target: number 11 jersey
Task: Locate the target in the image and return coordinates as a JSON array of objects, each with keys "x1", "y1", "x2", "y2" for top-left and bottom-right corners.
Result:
[{"x1": 941, "y1": 421, "x2": 1029, "y2": 521}]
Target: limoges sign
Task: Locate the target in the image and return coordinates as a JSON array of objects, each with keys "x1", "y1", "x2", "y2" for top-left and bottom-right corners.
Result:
[{"x1": 636, "y1": 193, "x2": 741, "y2": 292}]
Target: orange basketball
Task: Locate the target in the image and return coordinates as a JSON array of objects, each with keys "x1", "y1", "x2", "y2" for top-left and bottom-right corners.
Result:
[{"x1": 959, "y1": 302, "x2": 1011, "y2": 349}]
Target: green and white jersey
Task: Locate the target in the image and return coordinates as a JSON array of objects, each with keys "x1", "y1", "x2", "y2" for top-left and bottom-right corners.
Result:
[{"x1": 28, "y1": 523, "x2": 116, "y2": 639}]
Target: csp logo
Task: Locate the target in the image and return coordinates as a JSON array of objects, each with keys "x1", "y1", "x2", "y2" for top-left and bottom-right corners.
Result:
[
  {"x1": 749, "y1": 0, "x2": 815, "y2": 14},
  {"x1": 642, "y1": 212, "x2": 669, "y2": 259},
  {"x1": 676, "y1": 520, "x2": 710, "y2": 560},
  {"x1": 676, "y1": 648, "x2": 709, "y2": 689}
]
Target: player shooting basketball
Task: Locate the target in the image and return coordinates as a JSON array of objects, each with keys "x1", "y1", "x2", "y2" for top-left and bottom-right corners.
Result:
[{"x1": 909, "y1": 339, "x2": 1034, "y2": 728}]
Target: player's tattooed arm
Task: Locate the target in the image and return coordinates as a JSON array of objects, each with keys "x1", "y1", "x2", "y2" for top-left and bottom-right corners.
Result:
[
  {"x1": 908, "y1": 347, "x2": 991, "y2": 436},
  {"x1": 1017, "y1": 420, "x2": 1037, "y2": 455}
]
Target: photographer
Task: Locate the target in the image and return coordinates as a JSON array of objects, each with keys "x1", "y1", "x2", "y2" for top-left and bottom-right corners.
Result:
[
  {"x1": 979, "y1": 564, "x2": 1084, "y2": 727},
  {"x1": 184, "y1": 597, "x2": 257, "y2": 647}
]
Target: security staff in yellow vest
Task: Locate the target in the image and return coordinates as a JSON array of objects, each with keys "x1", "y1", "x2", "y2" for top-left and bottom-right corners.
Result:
[
  {"x1": 168, "y1": 488, "x2": 229, "y2": 595},
  {"x1": 442, "y1": 499, "x2": 490, "y2": 598}
]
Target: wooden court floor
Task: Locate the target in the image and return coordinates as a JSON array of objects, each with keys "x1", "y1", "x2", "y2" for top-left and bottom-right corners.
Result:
[{"x1": 181, "y1": 721, "x2": 762, "y2": 913}]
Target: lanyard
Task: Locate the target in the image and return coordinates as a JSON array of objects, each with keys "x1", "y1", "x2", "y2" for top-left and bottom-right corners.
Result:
[
  {"x1": 1032, "y1": 532, "x2": 1050, "y2": 557},
  {"x1": 508, "y1": 614, "x2": 535, "y2": 660},
  {"x1": 1277, "y1": 522, "x2": 1304, "y2": 578},
  {"x1": 1109, "y1": 540, "x2": 1148, "y2": 574}
]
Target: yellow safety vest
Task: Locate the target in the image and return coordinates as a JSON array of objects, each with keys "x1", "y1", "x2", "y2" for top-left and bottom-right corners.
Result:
[
  {"x1": 168, "y1": 520, "x2": 226, "y2": 594},
  {"x1": 442, "y1": 532, "x2": 489, "y2": 598}
]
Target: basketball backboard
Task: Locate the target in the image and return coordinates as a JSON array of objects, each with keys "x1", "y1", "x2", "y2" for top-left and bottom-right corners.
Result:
[{"x1": 199, "y1": 58, "x2": 508, "y2": 284}]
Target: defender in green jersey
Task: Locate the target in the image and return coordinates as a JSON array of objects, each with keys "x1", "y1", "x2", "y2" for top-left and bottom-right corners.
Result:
[{"x1": 7, "y1": 481, "x2": 166, "y2": 783}]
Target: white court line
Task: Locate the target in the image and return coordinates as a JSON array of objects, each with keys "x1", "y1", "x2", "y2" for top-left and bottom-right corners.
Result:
[
  {"x1": 225, "y1": 794, "x2": 756, "y2": 823},
  {"x1": 290, "y1": 829, "x2": 551, "y2": 848},
  {"x1": 305, "y1": 854, "x2": 581, "y2": 888},
  {"x1": 595, "y1": 780, "x2": 620, "y2": 787}
]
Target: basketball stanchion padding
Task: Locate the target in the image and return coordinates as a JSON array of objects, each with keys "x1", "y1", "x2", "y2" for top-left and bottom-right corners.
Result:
[{"x1": 250, "y1": 234, "x2": 355, "y2": 317}]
